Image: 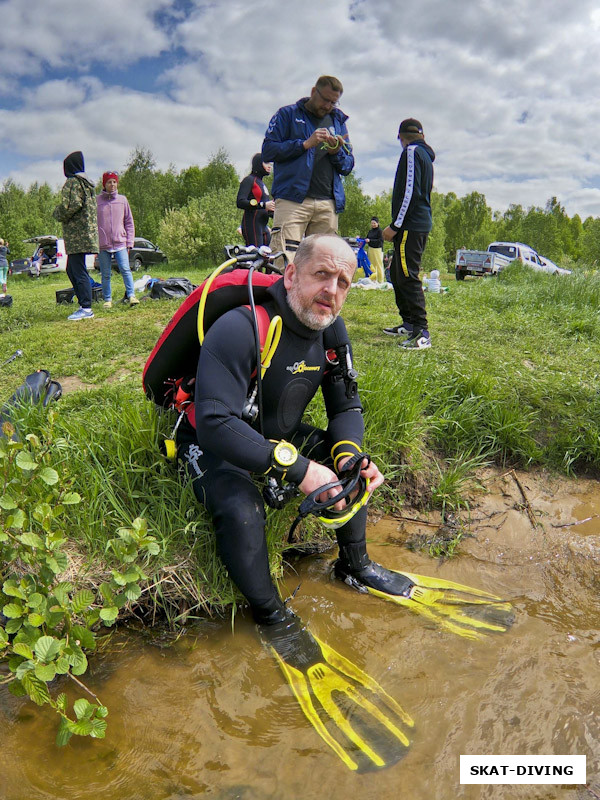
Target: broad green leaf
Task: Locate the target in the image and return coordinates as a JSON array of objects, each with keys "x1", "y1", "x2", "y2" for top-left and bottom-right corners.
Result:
[
  {"x1": 56, "y1": 693, "x2": 68, "y2": 712},
  {"x1": 71, "y1": 625, "x2": 96, "y2": 651},
  {"x1": 69, "y1": 718, "x2": 93, "y2": 736},
  {"x1": 15, "y1": 660, "x2": 35, "y2": 679},
  {"x1": 99, "y1": 583, "x2": 114, "y2": 605},
  {"x1": 27, "y1": 592, "x2": 44, "y2": 608},
  {"x1": 62, "y1": 492, "x2": 81, "y2": 505},
  {"x1": 89, "y1": 718, "x2": 108, "y2": 739},
  {"x1": 46, "y1": 609, "x2": 65, "y2": 628},
  {"x1": 146, "y1": 542, "x2": 160, "y2": 556},
  {"x1": 34, "y1": 636, "x2": 61, "y2": 662},
  {"x1": 35, "y1": 663, "x2": 56, "y2": 682},
  {"x1": 25, "y1": 433, "x2": 40, "y2": 447},
  {"x1": 96, "y1": 705, "x2": 109, "y2": 718},
  {"x1": 0, "y1": 628, "x2": 8, "y2": 647},
  {"x1": 73, "y1": 698, "x2": 91, "y2": 720},
  {"x1": 71, "y1": 589, "x2": 95, "y2": 614},
  {"x1": 2, "y1": 603, "x2": 24, "y2": 619},
  {"x1": 64, "y1": 643, "x2": 85, "y2": 668},
  {"x1": 12, "y1": 642, "x2": 34, "y2": 660},
  {"x1": 53, "y1": 552, "x2": 68, "y2": 572},
  {"x1": 15, "y1": 624, "x2": 42, "y2": 647},
  {"x1": 110, "y1": 570, "x2": 127, "y2": 587},
  {"x1": 0, "y1": 531, "x2": 8, "y2": 542},
  {"x1": 7, "y1": 510, "x2": 26, "y2": 530},
  {"x1": 8, "y1": 679, "x2": 27, "y2": 698},
  {"x1": 39, "y1": 467, "x2": 59, "y2": 486},
  {"x1": 44, "y1": 556, "x2": 60, "y2": 574},
  {"x1": 56, "y1": 719, "x2": 73, "y2": 747},
  {"x1": 5, "y1": 618, "x2": 22, "y2": 634},
  {"x1": 70, "y1": 653, "x2": 88, "y2": 676},
  {"x1": 21, "y1": 671, "x2": 51, "y2": 706},
  {"x1": 2, "y1": 579, "x2": 26, "y2": 599},
  {"x1": 125, "y1": 583, "x2": 142, "y2": 602},
  {"x1": 53, "y1": 583, "x2": 73, "y2": 607},
  {"x1": 16, "y1": 451, "x2": 37, "y2": 471},
  {"x1": 55, "y1": 656, "x2": 70, "y2": 675},
  {"x1": 27, "y1": 613, "x2": 45, "y2": 627},
  {"x1": 33, "y1": 502, "x2": 52, "y2": 523},
  {"x1": 0, "y1": 494, "x2": 18, "y2": 510},
  {"x1": 99, "y1": 607, "x2": 118, "y2": 624},
  {"x1": 18, "y1": 532, "x2": 44, "y2": 549},
  {"x1": 122, "y1": 569, "x2": 142, "y2": 583}
]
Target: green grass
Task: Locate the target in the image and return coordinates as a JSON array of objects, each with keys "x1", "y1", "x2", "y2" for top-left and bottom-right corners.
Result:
[{"x1": 2, "y1": 260, "x2": 598, "y2": 614}]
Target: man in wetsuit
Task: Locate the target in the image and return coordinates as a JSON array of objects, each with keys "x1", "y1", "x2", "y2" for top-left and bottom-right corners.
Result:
[{"x1": 176, "y1": 233, "x2": 411, "y2": 625}]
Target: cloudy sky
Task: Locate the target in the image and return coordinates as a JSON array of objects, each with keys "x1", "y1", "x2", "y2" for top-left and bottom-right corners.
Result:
[{"x1": 1, "y1": 0, "x2": 599, "y2": 219}]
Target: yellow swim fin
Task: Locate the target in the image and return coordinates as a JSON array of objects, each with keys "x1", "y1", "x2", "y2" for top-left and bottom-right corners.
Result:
[
  {"x1": 259, "y1": 612, "x2": 413, "y2": 772},
  {"x1": 334, "y1": 560, "x2": 514, "y2": 640}
]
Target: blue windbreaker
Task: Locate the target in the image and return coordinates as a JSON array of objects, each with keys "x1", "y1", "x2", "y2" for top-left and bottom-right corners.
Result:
[{"x1": 261, "y1": 97, "x2": 354, "y2": 213}]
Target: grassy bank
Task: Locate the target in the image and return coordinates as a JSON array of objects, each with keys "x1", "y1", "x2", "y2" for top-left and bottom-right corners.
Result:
[{"x1": 1, "y1": 260, "x2": 597, "y2": 616}]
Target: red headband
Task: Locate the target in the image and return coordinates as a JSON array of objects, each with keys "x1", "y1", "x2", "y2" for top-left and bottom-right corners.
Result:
[{"x1": 102, "y1": 171, "x2": 119, "y2": 188}]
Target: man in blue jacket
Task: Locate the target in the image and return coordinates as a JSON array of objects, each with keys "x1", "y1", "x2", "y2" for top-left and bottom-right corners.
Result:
[
  {"x1": 262, "y1": 76, "x2": 354, "y2": 264},
  {"x1": 383, "y1": 119, "x2": 435, "y2": 350}
]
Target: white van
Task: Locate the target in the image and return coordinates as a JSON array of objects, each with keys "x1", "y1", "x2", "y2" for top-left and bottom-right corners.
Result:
[{"x1": 22, "y1": 236, "x2": 95, "y2": 276}]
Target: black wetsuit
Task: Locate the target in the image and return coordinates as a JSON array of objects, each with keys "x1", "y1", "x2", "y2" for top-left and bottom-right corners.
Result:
[
  {"x1": 236, "y1": 155, "x2": 272, "y2": 247},
  {"x1": 177, "y1": 278, "x2": 366, "y2": 620}
]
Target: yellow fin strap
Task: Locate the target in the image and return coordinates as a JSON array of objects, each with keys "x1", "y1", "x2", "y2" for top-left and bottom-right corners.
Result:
[
  {"x1": 197, "y1": 258, "x2": 237, "y2": 344},
  {"x1": 260, "y1": 315, "x2": 282, "y2": 378}
]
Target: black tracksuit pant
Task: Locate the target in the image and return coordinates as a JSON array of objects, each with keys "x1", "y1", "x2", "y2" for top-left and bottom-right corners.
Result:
[
  {"x1": 391, "y1": 229, "x2": 429, "y2": 333},
  {"x1": 66, "y1": 253, "x2": 92, "y2": 309}
]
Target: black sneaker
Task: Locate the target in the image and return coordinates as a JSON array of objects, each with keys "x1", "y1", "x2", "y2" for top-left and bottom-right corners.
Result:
[
  {"x1": 400, "y1": 331, "x2": 432, "y2": 350},
  {"x1": 382, "y1": 323, "x2": 413, "y2": 336}
]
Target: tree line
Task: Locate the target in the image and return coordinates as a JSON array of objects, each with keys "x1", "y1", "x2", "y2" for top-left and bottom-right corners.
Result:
[{"x1": 1, "y1": 147, "x2": 599, "y2": 270}]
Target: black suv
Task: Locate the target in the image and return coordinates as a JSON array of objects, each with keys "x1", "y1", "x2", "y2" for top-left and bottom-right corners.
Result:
[
  {"x1": 129, "y1": 238, "x2": 168, "y2": 271},
  {"x1": 94, "y1": 238, "x2": 168, "y2": 272}
]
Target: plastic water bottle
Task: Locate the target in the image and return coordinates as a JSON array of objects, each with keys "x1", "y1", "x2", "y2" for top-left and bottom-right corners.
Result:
[{"x1": 427, "y1": 269, "x2": 441, "y2": 293}]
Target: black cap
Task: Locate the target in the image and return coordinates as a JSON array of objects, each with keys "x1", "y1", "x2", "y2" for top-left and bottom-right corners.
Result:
[{"x1": 398, "y1": 118, "x2": 423, "y2": 138}]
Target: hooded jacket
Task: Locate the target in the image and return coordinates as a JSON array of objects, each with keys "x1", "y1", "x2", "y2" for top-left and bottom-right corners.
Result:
[
  {"x1": 96, "y1": 189, "x2": 135, "y2": 251},
  {"x1": 261, "y1": 98, "x2": 354, "y2": 213},
  {"x1": 390, "y1": 140, "x2": 435, "y2": 233},
  {"x1": 52, "y1": 151, "x2": 99, "y2": 254}
]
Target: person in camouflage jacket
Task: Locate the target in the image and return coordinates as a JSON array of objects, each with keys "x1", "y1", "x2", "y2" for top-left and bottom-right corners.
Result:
[{"x1": 52, "y1": 151, "x2": 99, "y2": 319}]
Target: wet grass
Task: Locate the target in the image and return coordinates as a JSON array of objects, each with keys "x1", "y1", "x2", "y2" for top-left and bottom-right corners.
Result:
[{"x1": 2, "y1": 260, "x2": 597, "y2": 613}]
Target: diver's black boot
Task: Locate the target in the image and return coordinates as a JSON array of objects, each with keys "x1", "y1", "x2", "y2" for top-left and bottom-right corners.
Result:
[
  {"x1": 334, "y1": 541, "x2": 414, "y2": 598},
  {"x1": 251, "y1": 594, "x2": 291, "y2": 626}
]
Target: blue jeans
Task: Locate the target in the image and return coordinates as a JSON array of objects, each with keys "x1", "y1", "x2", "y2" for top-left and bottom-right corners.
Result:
[{"x1": 98, "y1": 248, "x2": 135, "y2": 301}]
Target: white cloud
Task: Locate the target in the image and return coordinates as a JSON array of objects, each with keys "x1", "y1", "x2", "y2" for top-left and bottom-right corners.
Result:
[
  {"x1": 0, "y1": 0, "x2": 171, "y2": 91},
  {"x1": 0, "y1": 0, "x2": 599, "y2": 221}
]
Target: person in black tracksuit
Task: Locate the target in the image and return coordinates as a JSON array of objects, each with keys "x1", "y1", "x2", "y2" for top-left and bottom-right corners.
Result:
[
  {"x1": 176, "y1": 234, "x2": 410, "y2": 626},
  {"x1": 236, "y1": 153, "x2": 275, "y2": 247},
  {"x1": 383, "y1": 119, "x2": 435, "y2": 350}
]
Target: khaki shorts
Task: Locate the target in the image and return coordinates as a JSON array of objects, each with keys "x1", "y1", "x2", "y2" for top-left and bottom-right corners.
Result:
[{"x1": 270, "y1": 197, "x2": 338, "y2": 264}]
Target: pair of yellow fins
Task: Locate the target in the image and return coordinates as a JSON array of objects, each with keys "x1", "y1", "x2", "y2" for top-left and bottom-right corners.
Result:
[{"x1": 260, "y1": 566, "x2": 514, "y2": 772}]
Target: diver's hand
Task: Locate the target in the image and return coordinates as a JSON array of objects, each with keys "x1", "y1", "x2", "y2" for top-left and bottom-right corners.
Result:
[
  {"x1": 299, "y1": 461, "x2": 346, "y2": 511},
  {"x1": 337, "y1": 456, "x2": 384, "y2": 494}
]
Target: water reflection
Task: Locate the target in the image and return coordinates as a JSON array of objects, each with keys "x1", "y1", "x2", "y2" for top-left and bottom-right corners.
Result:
[{"x1": 2, "y1": 479, "x2": 600, "y2": 799}]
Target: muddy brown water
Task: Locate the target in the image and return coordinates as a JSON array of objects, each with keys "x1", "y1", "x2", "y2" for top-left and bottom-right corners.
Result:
[{"x1": 2, "y1": 471, "x2": 599, "y2": 800}]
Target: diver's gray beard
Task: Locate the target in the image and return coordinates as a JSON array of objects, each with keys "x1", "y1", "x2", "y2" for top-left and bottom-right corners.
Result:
[{"x1": 286, "y1": 283, "x2": 338, "y2": 330}]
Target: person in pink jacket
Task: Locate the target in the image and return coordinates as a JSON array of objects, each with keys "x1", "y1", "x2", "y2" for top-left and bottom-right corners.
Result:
[{"x1": 96, "y1": 172, "x2": 138, "y2": 307}]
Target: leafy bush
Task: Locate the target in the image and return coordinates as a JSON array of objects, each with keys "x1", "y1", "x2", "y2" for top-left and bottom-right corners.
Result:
[
  {"x1": 0, "y1": 413, "x2": 159, "y2": 744},
  {"x1": 159, "y1": 186, "x2": 240, "y2": 264}
]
